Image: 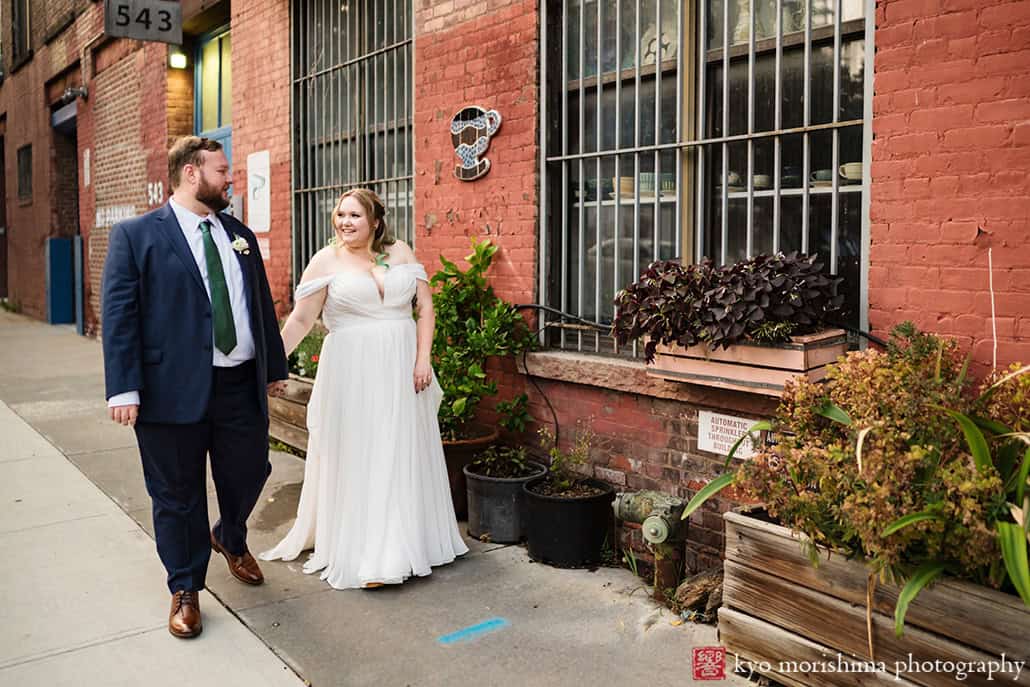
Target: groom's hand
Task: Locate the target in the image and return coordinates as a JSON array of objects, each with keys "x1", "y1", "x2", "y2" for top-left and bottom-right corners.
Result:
[
  {"x1": 267, "y1": 381, "x2": 287, "y2": 397},
  {"x1": 109, "y1": 404, "x2": 139, "y2": 427}
]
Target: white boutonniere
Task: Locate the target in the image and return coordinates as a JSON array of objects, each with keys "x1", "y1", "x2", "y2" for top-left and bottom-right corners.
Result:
[{"x1": 231, "y1": 235, "x2": 251, "y2": 255}]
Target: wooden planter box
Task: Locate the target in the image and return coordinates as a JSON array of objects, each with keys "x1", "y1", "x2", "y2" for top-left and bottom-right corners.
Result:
[
  {"x1": 719, "y1": 510, "x2": 1030, "y2": 687},
  {"x1": 648, "y1": 329, "x2": 847, "y2": 396},
  {"x1": 268, "y1": 374, "x2": 313, "y2": 453}
]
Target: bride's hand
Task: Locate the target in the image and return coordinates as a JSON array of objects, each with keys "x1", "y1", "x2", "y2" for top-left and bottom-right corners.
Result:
[{"x1": 413, "y1": 359, "x2": 432, "y2": 393}]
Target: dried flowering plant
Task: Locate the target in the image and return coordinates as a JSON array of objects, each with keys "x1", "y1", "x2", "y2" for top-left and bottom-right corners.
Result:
[{"x1": 682, "y1": 323, "x2": 1029, "y2": 635}]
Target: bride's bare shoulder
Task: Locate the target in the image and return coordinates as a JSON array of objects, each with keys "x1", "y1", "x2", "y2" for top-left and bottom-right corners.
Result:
[
  {"x1": 386, "y1": 240, "x2": 417, "y2": 265},
  {"x1": 300, "y1": 246, "x2": 338, "y2": 281}
]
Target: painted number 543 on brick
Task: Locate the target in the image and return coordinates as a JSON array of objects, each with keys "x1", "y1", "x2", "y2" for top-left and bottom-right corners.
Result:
[{"x1": 104, "y1": 0, "x2": 182, "y2": 45}]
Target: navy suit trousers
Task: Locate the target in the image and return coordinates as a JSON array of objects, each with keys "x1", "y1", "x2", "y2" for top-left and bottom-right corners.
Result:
[{"x1": 134, "y1": 360, "x2": 271, "y2": 593}]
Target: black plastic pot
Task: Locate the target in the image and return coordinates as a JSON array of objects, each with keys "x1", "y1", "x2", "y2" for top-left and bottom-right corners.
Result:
[
  {"x1": 464, "y1": 461, "x2": 546, "y2": 544},
  {"x1": 523, "y1": 477, "x2": 616, "y2": 567}
]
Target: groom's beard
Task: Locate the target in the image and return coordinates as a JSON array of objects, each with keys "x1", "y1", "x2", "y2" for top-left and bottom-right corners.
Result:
[{"x1": 197, "y1": 173, "x2": 230, "y2": 213}]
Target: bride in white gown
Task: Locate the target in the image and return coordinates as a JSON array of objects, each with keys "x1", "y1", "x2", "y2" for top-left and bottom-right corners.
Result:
[{"x1": 260, "y1": 188, "x2": 468, "y2": 589}]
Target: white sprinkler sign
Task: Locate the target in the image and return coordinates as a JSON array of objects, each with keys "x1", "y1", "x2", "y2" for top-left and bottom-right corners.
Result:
[
  {"x1": 104, "y1": 0, "x2": 183, "y2": 44},
  {"x1": 247, "y1": 150, "x2": 271, "y2": 233},
  {"x1": 698, "y1": 411, "x2": 761, "y2": 459}
]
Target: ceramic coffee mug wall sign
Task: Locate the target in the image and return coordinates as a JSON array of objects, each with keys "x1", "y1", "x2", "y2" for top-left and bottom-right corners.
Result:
[{"x1": 451, "y1": 106, "x2": 502, "y2": 181}]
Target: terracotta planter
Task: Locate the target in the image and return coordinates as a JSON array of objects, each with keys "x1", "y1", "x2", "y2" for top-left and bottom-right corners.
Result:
[
  {"x1": 268, "y1": 374, "x2": 313, "y2": 452},
  {"x1": 442, "y1": 425, "x2": 500, "y2": 521},
  {"x1": 719, "y1": 510, "x2": 1030, "y2": 687},
  {"x1": 648, "y1": 328, "x2": 847, "y2": 396}
]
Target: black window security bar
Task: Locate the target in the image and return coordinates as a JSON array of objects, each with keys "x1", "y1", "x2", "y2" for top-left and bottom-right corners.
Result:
[
  {"x1": 539, "y1": 0, "x2": 873, "y2": 354},
  {"x1": 291, "y1": 0, "x2": 414, "y2": 285}
]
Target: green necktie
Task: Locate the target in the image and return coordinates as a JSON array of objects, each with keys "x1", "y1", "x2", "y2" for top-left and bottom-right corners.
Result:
[{"x1": 199, "y1": 220, "x2": 237, "y2": 355}]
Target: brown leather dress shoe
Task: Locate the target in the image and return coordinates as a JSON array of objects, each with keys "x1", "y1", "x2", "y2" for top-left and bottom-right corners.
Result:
[
  {"x1": 211, "y1": 531, "x2": 264, "y2": 585},
  {"x1": 169, "y1": 590, "x2": 202, "y2": 638}
]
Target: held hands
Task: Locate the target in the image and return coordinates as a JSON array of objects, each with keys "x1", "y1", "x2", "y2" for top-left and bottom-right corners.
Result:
[
  {"x1": 413, "y1": 359, "x2": 433, "y2": 394},
  {"x1": 267, "y1": 380, "x2": 288, "y2": 397},
  {"x1": 109, "y1": 404, "x2": 139, "y2": 427}
]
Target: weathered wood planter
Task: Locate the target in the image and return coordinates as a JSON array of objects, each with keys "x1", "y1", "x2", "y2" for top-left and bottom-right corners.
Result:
[
  {"x1": 719, "y1": 510, "x2": 1030, "y2": 687},
  {"x1": 268, "y1": 374, "x2": 313, "y2": 453},
  {"x1": 648, "y1": 329, "x2": 847, "y2": 396}
]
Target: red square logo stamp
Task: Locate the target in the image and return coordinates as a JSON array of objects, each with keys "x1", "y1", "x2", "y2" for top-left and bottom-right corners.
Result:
[{"x1": 692, "y1": 646, "x2": 727, "y2": 680}]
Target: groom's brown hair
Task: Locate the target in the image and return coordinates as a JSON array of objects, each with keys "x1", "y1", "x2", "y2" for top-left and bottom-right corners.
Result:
[{"x1": 168, "y1": 136, "x2": 223, "y2": 189}]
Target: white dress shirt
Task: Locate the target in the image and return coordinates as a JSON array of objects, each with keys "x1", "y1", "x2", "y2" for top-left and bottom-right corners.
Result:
[{"x1": 108, "y1": 198, "x2": 256, "y2": 407}]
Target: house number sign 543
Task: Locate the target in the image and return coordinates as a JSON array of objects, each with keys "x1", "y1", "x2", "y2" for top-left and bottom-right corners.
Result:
[{"x1": 104, "y1": 0, "x2": 182, "y2": 45}]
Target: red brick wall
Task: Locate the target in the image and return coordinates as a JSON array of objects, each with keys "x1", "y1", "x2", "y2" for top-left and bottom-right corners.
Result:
[
  {"x1": 0, "y1": 1, "x2": 101, "y2": 318},
  {"x1": 413, "y1": 0, "x2": 539, "y2": 307},
  {"x1": 870, "y1": 0, "x2": 1030, "y2": 373},
  {"x1": 230, "y1": 0, "x2": 293, "y2": 316},
  {"x1": 89, "y1": 47, "x2": 148, "y2": 336}
]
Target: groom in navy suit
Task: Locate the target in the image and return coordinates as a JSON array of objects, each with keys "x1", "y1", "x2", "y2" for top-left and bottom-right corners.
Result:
[{"x1": 102, "y1": 136, "x2": 288, "y2": 638}]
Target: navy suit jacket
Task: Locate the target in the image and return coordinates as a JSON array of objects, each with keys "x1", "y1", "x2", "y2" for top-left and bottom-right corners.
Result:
[{"x1": 101, "y1": 203, "x2": 288, "y2": 424}]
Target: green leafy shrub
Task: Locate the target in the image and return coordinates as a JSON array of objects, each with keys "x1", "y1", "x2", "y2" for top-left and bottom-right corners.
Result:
[
  {"x1": 288, "y1": 323, "x2": 326, "y2": 378},
  {"x1": 430, "y1": 239, "x2": 533, "y2": 441}
]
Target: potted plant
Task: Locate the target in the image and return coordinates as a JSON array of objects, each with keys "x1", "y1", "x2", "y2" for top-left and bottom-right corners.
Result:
[
  {"x1": 268, "y1": 324, "x2": 326, "y2": 452},
  {"x1": 523, "y1": 424, "x2": 616, "y2": 567},
  {"x1": 430, "y1": 239, "x2": 533, "y2": 519},
  {"x1": 612, "y1": 253, "x2": 847, "y2": 396},
  {"x1": 683, "y1": 324, "x2": 1030, "y2": 685},
  {"x1": 464, "y1": 393, "x2": 547, "y2": 543}
]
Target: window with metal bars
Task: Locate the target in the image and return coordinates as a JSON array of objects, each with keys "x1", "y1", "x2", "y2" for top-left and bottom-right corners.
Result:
[
  {"x1": 11, "y1": 0, "x2": 31, "y2": 64},
  {"x1": 291, "y1": 0, "x2": 414, "y2": 285},
  {"x1": 540, "y1": 0, "x2": 871, "y2": 355}
]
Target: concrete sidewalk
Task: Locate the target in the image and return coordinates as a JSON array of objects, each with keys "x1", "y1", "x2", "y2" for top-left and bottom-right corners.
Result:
[{"x1": 0, "y1": 310, "x2": 745, "y2": 686}]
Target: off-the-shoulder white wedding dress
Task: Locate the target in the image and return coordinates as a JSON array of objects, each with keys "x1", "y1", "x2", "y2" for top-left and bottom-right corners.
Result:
[{"x1": 259, "y1": 262, "x2": 468, "y2": 589}]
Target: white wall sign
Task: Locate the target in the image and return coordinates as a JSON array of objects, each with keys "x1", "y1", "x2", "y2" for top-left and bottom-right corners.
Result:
[
  {"x1": 257, "y1": 237, "x2": 270, "y2": 260},
  {"x1": 95, "y1": 205, "x2": 137, "y2": 228},
  {"x1": 698, "y1": 411, "x2": 761, "y2": 460},
  {"x1": 247, "y1": 150, "x2": 271, "y2": 233}
]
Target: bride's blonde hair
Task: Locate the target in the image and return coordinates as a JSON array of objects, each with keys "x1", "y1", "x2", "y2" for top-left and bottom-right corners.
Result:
[{"x1": 333, "y1": 188, "x2": 395, "y2": 254}]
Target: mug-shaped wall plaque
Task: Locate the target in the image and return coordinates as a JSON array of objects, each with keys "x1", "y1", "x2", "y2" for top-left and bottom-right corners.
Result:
[{"x1": 451, "y1": 106, "x2": 501, "y2": 181}]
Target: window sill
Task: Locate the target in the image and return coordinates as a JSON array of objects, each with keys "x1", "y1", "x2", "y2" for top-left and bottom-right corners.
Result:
[{"x1": 518, "y1": 349, "x2": 779, "y2": 415}]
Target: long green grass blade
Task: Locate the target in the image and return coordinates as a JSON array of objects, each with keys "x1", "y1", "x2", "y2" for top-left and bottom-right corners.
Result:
[
  {"x1": 681, "y1": 473, "x2": 736, "y2": 521},
  {"x1": 997, "y1": 522, "x2": 1030, "y2": 606},
  {"x1": 894, "y1": 563, "x2": 945, "y2": 637},
  {"x1": 816, "y1": 402, "x2": 852, "y2": 426},
  {"x1": 1017, "y1": 446, "x2": 1030, "y2": 505},
  {"x1": 883, "y1": 511, "x2": 941, "y2": 537},
  {"x1": 937, "y1": 407, "x2": 992, "y2": 475},
  {"x1": 721, "y1": 421, "x2": 772, "y2": 469},
  {"x1": 972, "y1": 416, "x2": 1012, "y2": 437},
  {"x1": 957, "y1": 351, "x2": 971, "y2": 389}
]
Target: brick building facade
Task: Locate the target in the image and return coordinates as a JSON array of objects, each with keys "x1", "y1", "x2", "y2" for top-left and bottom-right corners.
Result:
[{"x1": 2, "y1": 0, "x2": 1028, "y2": 573}]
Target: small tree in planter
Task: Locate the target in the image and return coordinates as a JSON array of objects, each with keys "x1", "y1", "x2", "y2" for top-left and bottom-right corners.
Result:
[
  {"x1": 612, "y1": 253, "x2": 846, "y2": 395},
  {"x1": 523, "y1": 424, "x2": 616, "y2": 567},
  {"x1": 681, "y1": 324, "x2": 1029, "y2": 677},
  {"x1": 430, "y1": 238, "x2": 534, "y2": 518}
]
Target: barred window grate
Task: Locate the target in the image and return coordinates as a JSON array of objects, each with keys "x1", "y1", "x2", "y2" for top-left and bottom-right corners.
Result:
[
  {"x1": 291, "y1": 0, "x2": 414, "y2": 286},
  {"x1": 540, "y1": 0, "x2": 872, "y2": 356}
]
